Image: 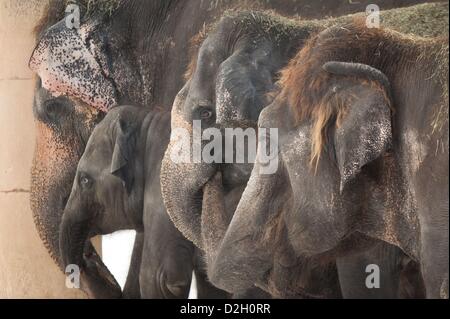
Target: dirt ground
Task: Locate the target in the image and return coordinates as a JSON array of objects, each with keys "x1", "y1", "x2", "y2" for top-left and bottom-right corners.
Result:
[{"x1": 0, "y1": 0, "x2": 85, "y2": 298}]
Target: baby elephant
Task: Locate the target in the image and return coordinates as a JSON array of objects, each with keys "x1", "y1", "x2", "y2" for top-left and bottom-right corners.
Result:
[{"x1": 59, "y1": 105, "x2": 226, "y2": 298}]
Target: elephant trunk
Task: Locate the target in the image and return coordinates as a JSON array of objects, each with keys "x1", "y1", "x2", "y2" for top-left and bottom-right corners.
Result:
[
  {"x1": 59, "y1": 205, "x2": 122, "y2": 298},
  {"x1": 201, "y1": 171, "x2": 231, "y2": 268},
  {"x1": 160, "y1": 144, "x2": 218, "y2": 249},
  {"x1": 160, "y1": 158, "x2": 203, "y2": 249},
  {"x1": 59, "y1": 209, "x2": 91, "y2": 269}
]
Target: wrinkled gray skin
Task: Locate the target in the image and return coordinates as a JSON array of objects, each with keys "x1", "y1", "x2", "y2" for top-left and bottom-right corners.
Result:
[
  {"x1": 162, "y1": 12, "x2": 345, "y2": 298},
  {"x1": 30, "y1": 0, "x2": 351, "y2": 299},
  {"x1": 32, "y1": 81, "x2": 123, "y2": 298},
  {"x1": 59, "y1": 105, "x2": 227, "y2": 298},
  {"x1": 208, "y1": 25, "x2": 448, "y2": 298},
  {"x1": 29, "y1": 0, "x2": 308, "y2": 298},
  {"x1": 30, "y1": 0, "x2": 440, "y2": 298},
  {"x1": 160, "y1": 7, "x2": 447, "y2": 298}
]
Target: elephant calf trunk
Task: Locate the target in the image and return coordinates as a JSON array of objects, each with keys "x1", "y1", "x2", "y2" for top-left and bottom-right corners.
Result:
[{"x1": 59, "y1": 213, "x2": 90, "y2": 269}]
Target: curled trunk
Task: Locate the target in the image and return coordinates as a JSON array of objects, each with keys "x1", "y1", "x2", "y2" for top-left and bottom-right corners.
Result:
[{"x1": 59, "y1": 209, "x2": 122, "y2": 298}]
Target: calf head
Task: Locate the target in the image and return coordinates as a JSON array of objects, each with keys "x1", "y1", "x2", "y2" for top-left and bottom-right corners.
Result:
[{"x1": 59, "y1": 106, "x2": 145, "y2": 270}]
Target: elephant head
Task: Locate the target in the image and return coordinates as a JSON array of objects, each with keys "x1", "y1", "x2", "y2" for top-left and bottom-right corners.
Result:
[
  {"x1": 160, "y1": 11, "x2": 307, "y2": 252},
  {"x1": 160, "y1": 12, "x2": 344, "y2": 298},
  {"x1": 207, "y1": 24, "x2": 434, "y2": 294},
  {"x1": 31, "y1": 79, "x2": 125, "y2": 297},
  {"x1": 29, "y1": 12, "x2": 124, "y2": 296},
  {"x1": 59, "y1": 106, "x2": 146, "y2": 271}
]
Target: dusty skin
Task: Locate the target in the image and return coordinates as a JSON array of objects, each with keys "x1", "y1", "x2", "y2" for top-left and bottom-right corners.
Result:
[{"x1": 0, "y1": 0, "x2": 87, "y2": 298}]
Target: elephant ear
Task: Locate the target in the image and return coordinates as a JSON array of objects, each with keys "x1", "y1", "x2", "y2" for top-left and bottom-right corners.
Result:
[
  {"x1": 111, "y1": 114, "x2": 138, "y2": 194},
  {"x1": 323, "y1": 62, "x2": 393, "y2": 192},
  {"x1": 215, "y1": 41, "x2": 278, "y2": 124}
]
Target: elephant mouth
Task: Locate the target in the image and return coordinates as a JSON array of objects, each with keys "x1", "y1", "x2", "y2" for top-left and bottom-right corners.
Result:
[
  {"x1": 59, "y1": 207, "x2": 122, "y2": 298},
  {"x1": 220, "y1": 163, "x2": 253, "y2": 191},
  {"x1": 201, "y1": 164, "x2": 248, "y2": 222}
]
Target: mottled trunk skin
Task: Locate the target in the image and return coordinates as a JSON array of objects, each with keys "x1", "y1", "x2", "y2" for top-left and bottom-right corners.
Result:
[
  {"x1": 30, "y1": 0, "x2": 443, "y2": 299},
  {"x1": 30, "y1": 120, "x2": 82, "y2": 268},
  {"x1": 59, "y1": 214, "x2": 89, "y2": 267},
  {"x1": 30, "y1": 114, "x2": 120, "y2": 298},
  {"x1": 201, "y1": 172, "x2": 230, "y2": 268},
  {"x1": 58, "y1": 193, "x2": 122, "y2": 298}
]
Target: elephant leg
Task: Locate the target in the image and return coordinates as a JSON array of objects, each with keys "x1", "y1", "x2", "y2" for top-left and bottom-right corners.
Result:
[
  {"x1": 397, "y1": 257, "x2": 425, "y2": 299},
  {"x1": 232, "y1": 287, "x2": 272, "y2": 299},
  {"x1": 193, "y1": 249, "x2": 269, "y2": 299},
  {"x1": 420, "y1": 222, "x2": 449, "y2": 298},
  {"x1": 194, "y1": 269, "x2": 230, "y2": 299},
  {"x1": 193, "y1": 251, "x2": 230, "y2": 299},
  {"x1": 140, "y1": 207, "x2": 195, "y2": 298},
  {"x1": 122, "y1": 232, "x2": 144, "y2": 299},
  {"x1": 337, "y1": 241, "x2": 405, "y2": 299},
  {"x1": 416, "y1": 178, "x2": 449, "y2": 298},
  {"x1": 139, "y1": 237, "x2": 194, "y2": 298}
]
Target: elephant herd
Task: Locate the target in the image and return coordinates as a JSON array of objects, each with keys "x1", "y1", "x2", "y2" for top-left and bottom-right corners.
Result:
[{"x1": 28, "y1": 0, "x2": 448, "y2": 299}]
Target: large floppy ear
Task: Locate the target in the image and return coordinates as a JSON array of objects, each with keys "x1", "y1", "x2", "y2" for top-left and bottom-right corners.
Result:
[
  {"x1": 110, "y1": 115, "x2": 138, "y2": 194},
  {"x1": 215, "y1": 47, "x2": 277, "y2": 124},
  {"x1": 323, "y1": 62, "x2": 393, "y2": 192}
]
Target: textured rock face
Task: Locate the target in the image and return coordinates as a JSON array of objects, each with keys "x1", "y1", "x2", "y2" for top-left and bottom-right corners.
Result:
[{"x1": 0, "y1": 0, "x2": 86, "y2": 298}]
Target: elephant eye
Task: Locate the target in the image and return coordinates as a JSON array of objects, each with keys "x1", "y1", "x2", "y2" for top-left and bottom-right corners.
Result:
[
  {"x1": 45, "y1": 101, "x2": 60, "y2": 115},
  {"x1": 200, "y1": 108, "x2": 213, "y2": 120},
  {"x1": 38, "y1": 97, "x2": 72, "y2": 124},
  {"x1": 79, "y1": 174, "x2": 92, "y2": 187}
]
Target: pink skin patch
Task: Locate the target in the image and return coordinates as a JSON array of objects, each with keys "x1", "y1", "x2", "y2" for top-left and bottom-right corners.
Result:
[{"x1": 29, "y1": 19, "x2": 118, "y2": 112}]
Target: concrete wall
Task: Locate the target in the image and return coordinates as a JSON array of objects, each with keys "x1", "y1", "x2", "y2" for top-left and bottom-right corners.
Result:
[{"x1": 0, "y1": 0, "x2": 86, "y2": 298}]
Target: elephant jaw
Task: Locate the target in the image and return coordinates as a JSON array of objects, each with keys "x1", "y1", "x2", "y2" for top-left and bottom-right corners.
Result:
[{"x1": 29, "y1": 19, "x2": 118, "y2": 112}]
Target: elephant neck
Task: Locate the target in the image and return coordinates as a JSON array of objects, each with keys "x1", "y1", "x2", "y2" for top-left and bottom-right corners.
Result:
[
  {"x1": 128, "y1": 109, "x2": 171, "y2": 230},
  {"x1": 124, "y1": 109, "x2": 153, "y2": 230}
]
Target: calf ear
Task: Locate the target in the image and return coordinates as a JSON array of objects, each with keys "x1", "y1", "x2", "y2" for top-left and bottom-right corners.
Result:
[
  {"x1": 323, "y1": 62, "x2": 393, "y2": 192},
  {"x1": 215, "y1": 45, "x2": 277, "y2": 124},
  {"x1": 111, "y1": 117, "x2": 137, "y2": 194}
]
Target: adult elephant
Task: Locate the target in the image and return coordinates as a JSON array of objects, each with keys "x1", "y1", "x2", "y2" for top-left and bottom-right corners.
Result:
[
  {"x1": 207, "y1": 22, "x2": 449, "y2": 298},
  {"x1": 160, "y1": 3, "x2": 448, "y2": 298},
  {"x1": 29, "y1": 0, "x2": 442, "y2": 298},
  {"x1": 29, "y1": 0, "x2": 331, "y2": 298}
]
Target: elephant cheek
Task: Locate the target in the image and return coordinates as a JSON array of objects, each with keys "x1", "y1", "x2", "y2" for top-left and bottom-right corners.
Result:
[{"x1": 30, "y1": 121, "x2": 82, "y2": 268}]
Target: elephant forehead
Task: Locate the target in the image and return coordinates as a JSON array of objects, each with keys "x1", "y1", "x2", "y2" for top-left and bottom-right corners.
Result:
[{"x1": 29, "y1": 19, "x2": 117, "y2": 112}]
